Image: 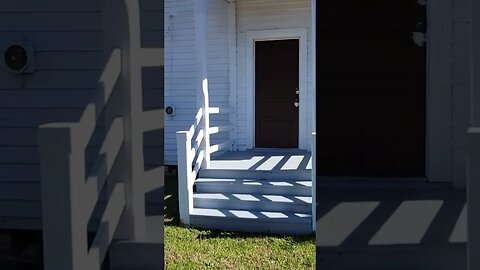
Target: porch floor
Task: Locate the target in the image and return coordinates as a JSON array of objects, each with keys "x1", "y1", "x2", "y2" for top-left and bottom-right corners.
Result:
[
  {"x1": 316, "y1": 182, "x2": 467, "y2": 270},
  {"x1": 209, "y1": 149, "x2": 312, "y2": 171}
]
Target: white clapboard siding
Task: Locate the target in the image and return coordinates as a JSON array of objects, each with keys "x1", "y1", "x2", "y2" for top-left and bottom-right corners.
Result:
[
  {"x1": 0, "y1": 0, "x2": 103, "y2": 230},
  {"x1": 164, "y1": 0, "x2": 230, "y2": 164},
  {"x1": 0, "y1": 0, "x2": 164, "y2": 230}
]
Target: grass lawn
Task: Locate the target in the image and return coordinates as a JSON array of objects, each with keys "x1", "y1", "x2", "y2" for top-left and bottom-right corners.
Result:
[{"x1": 164, "y1": 173, "x2": 316, "y2": 270}]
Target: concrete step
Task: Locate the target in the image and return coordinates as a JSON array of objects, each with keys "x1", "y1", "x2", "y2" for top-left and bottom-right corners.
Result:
[
  {"x1": 189, "y1": 207, "x2": 313, "y2": 235},
  {"x1": 198, "y1": 168, "x2": 311, "y2": 181},
  {"x1": 194, "y1": 178, "x2": 312, "y2": 196},
  {"x1": 109, "y1": 241, "x2": 163, "y2": 270},
  {"x1": 193, "y1": 192, "x2": 312, "y2": 214}
]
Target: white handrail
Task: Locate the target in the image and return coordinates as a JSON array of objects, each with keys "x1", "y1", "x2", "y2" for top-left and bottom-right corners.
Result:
[{"x1": 176, "y1": 104, "x2": 231, "y2": 226}]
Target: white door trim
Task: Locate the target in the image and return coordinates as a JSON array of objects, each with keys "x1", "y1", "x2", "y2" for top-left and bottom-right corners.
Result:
[{"x1": 245, "y1": 28, "x2": 308, "y2": 150}]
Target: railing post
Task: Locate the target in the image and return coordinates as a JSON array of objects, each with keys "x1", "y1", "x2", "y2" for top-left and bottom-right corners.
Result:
[
  {"x1": 177, "y1": 131, "x2": 193, "y2": 225},
  {"x1": 311, "y1": 132, "x2": 316, "y2": 232},
  {"x1": 468, "y1": 128, "x2": 480, "y2": 270},
  {"x1": 194, "y1": 0, "x2": 211, "y2": 168},
  {"x1": 38, "y1": 125, "x2": 90, "y2": 270}
]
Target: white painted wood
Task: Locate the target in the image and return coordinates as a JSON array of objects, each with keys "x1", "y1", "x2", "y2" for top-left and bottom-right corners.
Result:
[
  {"x1": 194, "y1": 0, "x2": 211, "y2": 169},
  {"x1": 311, "y1": 0, "x2": 316, "y2": 233},
  {"x1": 164, "y1": 0, "x2": 313, "y2": 162},
  {"x1": 176, "y1": 131, "x2": 193, "y2": 225},
  {"x1": 210, "y1": 140, "x2": 230, "y2": 153},
  {"x1": 472, "y1": 0, "x2": 480, "y2": 126},
  {"x1": 144, "y1": 166, "x2": 164, "y2": 193},
  {"x1": 467, "y1": 128, "x2": 480, "y2": 270},
  {"x1": 468, "y1": 0, "x2": 480, "y2": 268},
  {"x1": 38, "y1": 124, "x2": 90, "y2": 270},
  {"x1": 84, "y1": 117, "x2": 125, "y2": 218},
  {"x1": 311, "y1": 0, "x2": 316, "y2": 133},
  {"x1": 235, "y1": 0, "x2": 311, "y2": 151},
  {"x1": 312, "y1": 132, "x2": 316, "y2": 232},
  {"x1": 121, "y1": 0, "x2": 164, "y2": 240},
  {"x1": 208, "y1": 107, "x2": 227, "y2": 114},
  {"x1": 209, "y1": 125, "x2": 229, "y2": 135},
  {"x1": 142, "y1": 109, "x2": 164, "y2": 132},
  {"x1": 88, "y1": 183, "x2": 126, "y2": 267},
  {"x1": 245, "y1": 28, "x2": 309, "y2": 150},
  {"x1": 427, "y1": 0, "x2": 453, "y2": 182},
  {"x1": 228, "y1": 0, "x2": 238, "y2": 151}
]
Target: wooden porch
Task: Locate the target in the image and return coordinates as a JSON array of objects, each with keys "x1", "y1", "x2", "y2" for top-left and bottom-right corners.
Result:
[{"x1": 187, "y1": 150, "x2": 314, "y2": 235}]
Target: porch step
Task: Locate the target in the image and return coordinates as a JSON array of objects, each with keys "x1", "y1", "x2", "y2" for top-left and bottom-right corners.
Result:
[
  {"x1": 189, "y1": 207, "x2": 312, "y2": 235},
  {"x1": 198, "y1": 168, "x2": 311, "y2": 181},
  {"x1": 195, "y1": 178, "x2": 312, "y2": 196},
  {"x1": 193, "y1": 192, "x2": 311, "y2": 214}
]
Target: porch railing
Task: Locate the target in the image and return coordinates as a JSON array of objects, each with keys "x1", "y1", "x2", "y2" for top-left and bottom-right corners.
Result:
[{"x1": 176, "y1": 105, "x2": 230, "y2": 226}]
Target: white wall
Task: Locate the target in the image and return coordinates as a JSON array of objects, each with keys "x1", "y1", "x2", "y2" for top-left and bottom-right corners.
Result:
[
  {"x1": 164, "y1": 0, "x2": 230, "y2": 164},
  {"x1": 235, "y1": 0, "x2": 313, "y2": 151}
]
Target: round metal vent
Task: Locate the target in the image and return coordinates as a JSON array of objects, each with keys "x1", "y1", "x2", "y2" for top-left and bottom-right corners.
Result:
[{"x1": 4, "y1": 45, "x2": 28, "y2": 72}]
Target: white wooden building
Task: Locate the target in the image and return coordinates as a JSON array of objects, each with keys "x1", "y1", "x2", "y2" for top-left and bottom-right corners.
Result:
[
  {"x1": 2, "y1": 0, "x2": 480, "y2": 269},
  {"x1": 165, "y1": 0, "x2": 480, "y2": 269}
]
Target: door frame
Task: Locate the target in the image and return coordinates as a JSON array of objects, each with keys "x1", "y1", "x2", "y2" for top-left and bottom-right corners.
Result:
[{"x1": 246, "y1": 28, "x2": 308, "y2": 150}]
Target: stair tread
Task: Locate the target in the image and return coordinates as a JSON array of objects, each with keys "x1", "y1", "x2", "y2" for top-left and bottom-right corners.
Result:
[
  {"x1": 193, "y1": 192, "x2": 312, "y2": 204},
  {"x1": 195, "y1": 178, "x2": 312, "y2": 187},
  {"x1": 190, "y1": 207, "x2": 311, "y2": 223}
]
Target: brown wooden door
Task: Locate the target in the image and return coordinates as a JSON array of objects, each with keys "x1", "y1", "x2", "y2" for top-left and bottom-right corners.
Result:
[
  {"x1": 255, "y1": 39, "x2": 299, "y2": 148},
  {"x1": 317, "y1": 0, "x2": 427, "y2": 177}
]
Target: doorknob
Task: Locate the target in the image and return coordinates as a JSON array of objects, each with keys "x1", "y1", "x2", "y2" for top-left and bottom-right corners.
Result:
[{"x1": 294, "y1": 88, "x2": 299, "y2": 107}]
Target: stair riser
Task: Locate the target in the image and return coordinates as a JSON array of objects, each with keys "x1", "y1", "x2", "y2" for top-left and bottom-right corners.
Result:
[
  {"x1": 195, "y1": 184, "x2": 311, "y2": 196},
  {"x1": 198, "y1": 169, "x2": 311, "y2": 181},
  {"x1": 190, "y1": 216, "x2": 312, "y2": 235},
  {"x1": 193, "y1": 198, "x2": 311, "y2": 214}
]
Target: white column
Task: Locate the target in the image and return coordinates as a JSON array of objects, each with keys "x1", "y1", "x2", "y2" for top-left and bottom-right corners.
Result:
[
  {"x1": 228, "y1": 0, "x2": 237, "y2": 151},
  {"x1": 311, "y1": 0, "x2": 317, "y2": 233},
  {"x1": 311, "y1": 0, "x2": 316, "y2": 134},
  {"x1": 468, "y1": 0, "x2": 480, "y2": 268},
  {"x1": 194, "y1": 0, "x2": 211, "y2": 168}
]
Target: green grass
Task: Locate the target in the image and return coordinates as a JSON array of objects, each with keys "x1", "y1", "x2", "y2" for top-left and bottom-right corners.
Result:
[{"x1": 164, "y1": 173, "x2": 315, "y2": 270}]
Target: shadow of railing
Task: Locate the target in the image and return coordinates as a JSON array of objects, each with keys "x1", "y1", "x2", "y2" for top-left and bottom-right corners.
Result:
[{"x1": 315, "y1": 183, "x2": 466, "y2": 270}]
